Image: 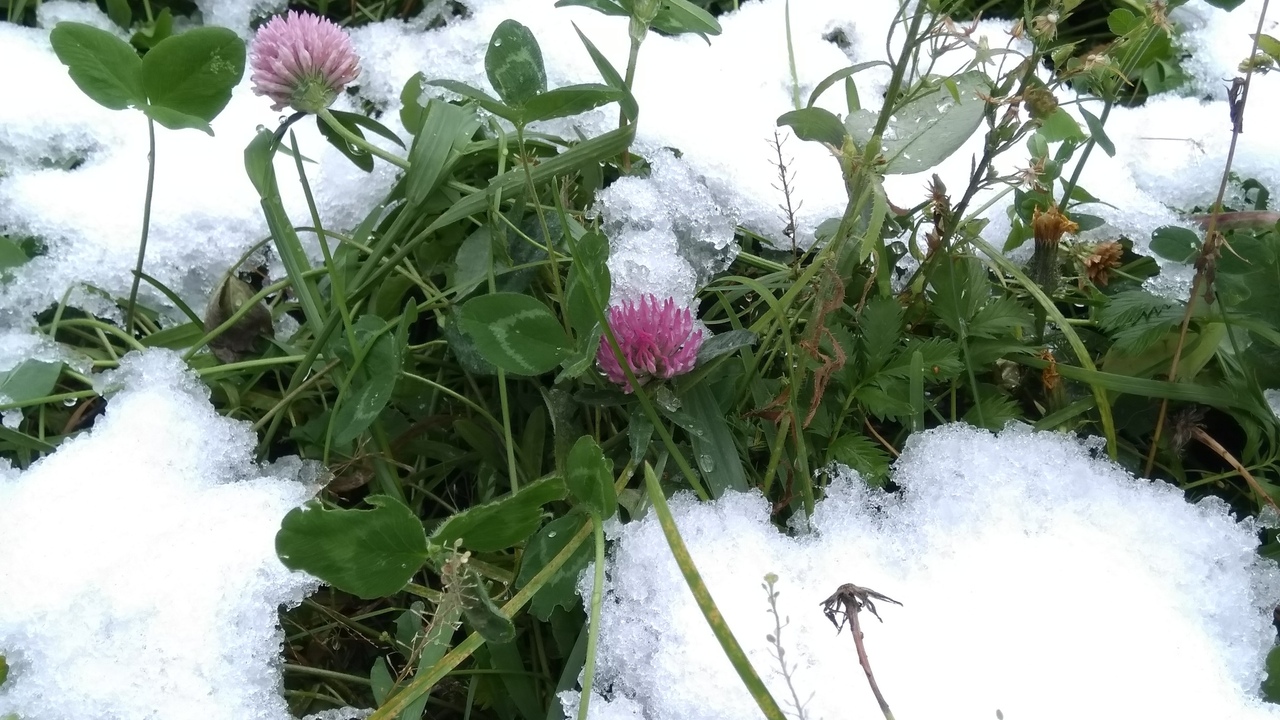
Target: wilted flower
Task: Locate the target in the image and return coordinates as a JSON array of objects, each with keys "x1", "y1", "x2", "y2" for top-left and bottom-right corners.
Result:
[
  {"x1": 249, "y1": 11, "x2": 360, "y2": 113},
  {"x1": 597, "y1": 295, "x2": 703, "y2": 393},
  {"x1": 1083, "y1": 240, "x2": 1125, "y2": 286},
  {"x1": 1030, "y1": 205, "x2": 1077, "y2": 293},
  {"x1": 1032, "y1": 205, "x2": 1078, "y2": 250}
]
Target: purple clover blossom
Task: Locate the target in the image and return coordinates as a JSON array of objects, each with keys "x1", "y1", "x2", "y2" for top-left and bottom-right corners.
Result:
[
  {"x1": 597, "y1": 295, "x2": 704, "y2": 393},
  {"x1": 249, "y1": 11, "x2": 360, "y2": 113}
]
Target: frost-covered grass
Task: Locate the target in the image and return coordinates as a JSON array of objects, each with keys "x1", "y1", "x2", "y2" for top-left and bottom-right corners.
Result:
[{"x1": 4, "y1": 0, "x2": 1280, "y2": 718}]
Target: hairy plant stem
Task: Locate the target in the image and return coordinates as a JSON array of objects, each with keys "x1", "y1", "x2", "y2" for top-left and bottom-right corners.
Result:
[
  {"x1": 576, "y1": 516, "x2": 607, "y2": 720},
  {"x1": 1144, "y1": 0, "x2": 1270, "y2": 476},
  {"x1": 642, "y1": 463, "x2": 788, "y2": 720},
  {"x1": 125, "y1": 118, "x2": 157, "y2": 331}
]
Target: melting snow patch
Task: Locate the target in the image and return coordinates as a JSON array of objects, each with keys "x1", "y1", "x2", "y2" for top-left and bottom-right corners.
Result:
[
  {"x1": 0, "y1": 349, "x2": 322, "y2": 720},
  {"x1": 567, "y1": 423, "x2": 1280, "y2": 720}
]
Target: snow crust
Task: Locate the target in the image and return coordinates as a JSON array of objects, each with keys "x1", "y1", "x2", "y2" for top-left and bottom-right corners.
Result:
[
  {"x1": 0, "y1": 349, "x2": 323, "y2": 720},
  {"x1": 5, "y1": 0, "x2": 1278, "y2": 319},
  {"x1": 565, "y1": 423, "x2": 1280, "y2": 720}
]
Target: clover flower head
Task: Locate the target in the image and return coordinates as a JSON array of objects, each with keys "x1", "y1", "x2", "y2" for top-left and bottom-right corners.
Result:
[
  {"x1": 249, "y1": 10, "x2": 360, "y2": 113},
  {"x1": 597, "y1": 295, "x2": 703, "y2": 393}
]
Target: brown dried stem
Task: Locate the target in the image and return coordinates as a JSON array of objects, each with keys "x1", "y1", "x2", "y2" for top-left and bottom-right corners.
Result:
[
  {"x1": 821, "y1": 583, "x2": 902, "y2": 720},
  {"x1": 1194, "y1": 427, "x2": 1280, "y2": 514},
  {"x1": 1144, "y1": 0, "x2": 1271, "y2": 477}
]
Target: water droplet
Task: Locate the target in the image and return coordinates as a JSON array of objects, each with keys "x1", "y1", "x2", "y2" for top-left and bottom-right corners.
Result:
[
  {"x1": 63, "y1": 398, "x2": 76, "y2": 406},
  {"x1": 698, "y1": 454, "x2": 715, "y2": 472},
  {"x1": 548, "y1": 531, "x2": 557, "y2": 538},
  {"x1": 493, "y1": 38, "x2": 503, "y2": 46}
]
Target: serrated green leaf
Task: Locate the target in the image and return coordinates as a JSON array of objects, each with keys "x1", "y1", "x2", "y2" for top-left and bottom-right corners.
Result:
[
  {"x1": 142, "y1": 27, "x2": 243, "y2": 124},
  {"x1": 827, "y1": 432, "x2": 890, "y2": 486},
  {"x1": 486, "y1": 20, "x2": 547, "y2": 107},
  {"x1": 857, "y1": 379, "x2": 913, "y2": 421},
  {"x1": 968, "y1": 297, "x2": 1030, "y2": 338},
  {"x1": 567, "y1": 435, "x2": 616, "y2": 518},
  {"x1": 50, "y1": 22, "x2": 144, "y2": 111},
  {"x1": 927, "y1": 256, "x2": 988, "y2": 335},
  {"x1": 859, "y1": 296, "x2": 904, "y2": 373},
  {"x1": 1096, "y1": 290, "x2": 1181, "y2": 355},
  {"x1": 430, "y1": 477, "x2": 568, "y2": 552},
  {"x1": 881, "y1": 337, "x2": 962, "y2": 381},
  {"x1": 459, "y1": 293, "x2": 573, "y2": 375},
  {"x1": 276, "y1": 496, "x2": 431, "y2": 599},
  {"x1": 963, "y1": 388, "x2": 1021, "y2": 430}
]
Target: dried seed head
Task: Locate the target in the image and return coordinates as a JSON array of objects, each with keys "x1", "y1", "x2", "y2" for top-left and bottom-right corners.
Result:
[
  {"x1": 1032, "y1": 205, "x2": 1079, "y2": 250},
  {"x1": 1024, "y1": 86, "x2": 1060, "y2": 120},
  {"x1": 1084, "y1": 240, "x2": 1125, "y2": 286}
]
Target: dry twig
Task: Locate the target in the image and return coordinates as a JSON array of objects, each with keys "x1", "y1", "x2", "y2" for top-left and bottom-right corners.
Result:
[{"x1": 821, "y1": 583, "x2": 902, "y2": 720}]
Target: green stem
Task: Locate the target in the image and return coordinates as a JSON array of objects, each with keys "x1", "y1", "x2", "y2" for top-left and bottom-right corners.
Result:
[
  {"x1": 368, "y1": 519, "x2": 595, "y2": 719},
  {"x1": 291, "y1": 131, "x2": 355, "y2": 344},
  {"x1": 870, "y1": 0, "x2": 928, "y2": 143},
  {"x1": 577, "y1": 516, "x2": 607, "y2": 720},
  {"x1": 316, "y1": 108, "x2": 409, "y2": 170},
  {"x1": 641, "y1": 463, "x2": 787, "y2": 720},
  {"x1": 514, "y1": 124, "x2": 570, "y2": 334},
  {"x1": 784, "y1": 0, "x2": 801, "y2": 111},
  {"x1": 125, "y1": 117, "x2": 157, "y2": 331}
]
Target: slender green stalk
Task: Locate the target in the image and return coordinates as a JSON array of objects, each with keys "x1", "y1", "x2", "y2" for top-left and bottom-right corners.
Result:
[
  {"x1": 641, "y1": 463, "x2": 787, "y2": 720},
  {"x1": 971, "y1": 237, "x2": 1117, "y2": 455},
  {"x1": 125, "y1": 117, "x2": 157, "y2": 331},
  {"x1": 514, "y1": 124, "x2": 570, "y2": 334},
  {"x1": 368, "y1": 519, "x2": 595, "y2": 719},
  {"x1": 316, "y1": 108, "x2": 409, "y2": 170},
  {"x1": 577, "y1": 516, "x2": 607, "y2": 720},
  {"x1": 291, "y1": 131, "x2": 355, "y2": 342},
  {"x1": 784, "y1": 0, "x2": 801, "y2": 111}
]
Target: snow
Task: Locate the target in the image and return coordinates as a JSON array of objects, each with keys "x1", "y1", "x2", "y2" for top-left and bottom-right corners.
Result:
[
  {"x1": 0, "y1": 8, "x2": 400, "y2": 323},
  {"x1": 565, "y1": 423, "x2": 1280, "y2": 720},
  {"x1": 6, "y1": 0, "x2": 1278, "y2": 328},
  {"x1": 0, "y1": 349, "x2": 323, "y2": 720}
]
